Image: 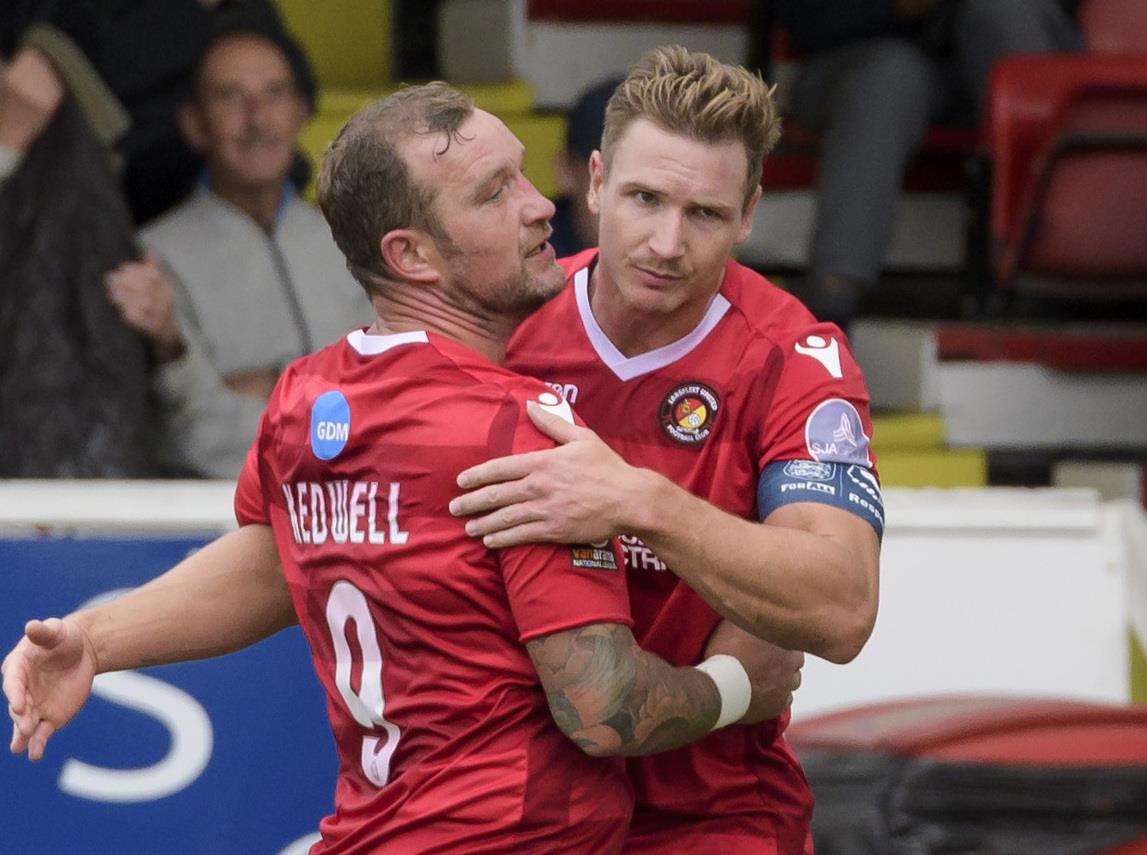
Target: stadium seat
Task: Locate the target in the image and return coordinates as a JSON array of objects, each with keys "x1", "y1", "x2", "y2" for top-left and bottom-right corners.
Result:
[
  {"x1": 985, "y1": 0, "x2": 1147, "y2": 296},
  {"x1": 790, "y1": 696, "x2": 1147, "y2": 853}
]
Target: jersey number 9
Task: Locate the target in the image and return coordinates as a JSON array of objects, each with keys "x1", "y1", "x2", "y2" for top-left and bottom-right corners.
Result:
[{"x1": 325, "y1": 580, "x2": 402, "y2": 786}]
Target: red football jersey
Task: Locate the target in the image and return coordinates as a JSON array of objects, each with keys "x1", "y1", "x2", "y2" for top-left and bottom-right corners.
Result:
[
  {"x1": 235, "y1": 328, "x2": 635, "y2": 854},
  {"x1": 507, "y1": 251, "x2": 880, "y2": 853}
]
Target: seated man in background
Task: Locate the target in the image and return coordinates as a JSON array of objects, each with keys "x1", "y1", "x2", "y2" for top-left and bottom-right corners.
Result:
[
  {"x1": 105, "y1": 27, "x2": 368, "y2": 478},
  {"x1": 775, "y1": 0, "x2": 1081, "y2": 329},
  {"x1": 548, "y1": 76, "x2": 620, "y2": 258}
]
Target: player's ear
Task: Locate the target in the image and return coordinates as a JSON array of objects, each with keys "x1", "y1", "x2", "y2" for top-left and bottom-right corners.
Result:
[
  {"x1": 586, "y1": 150, "x2": 604, "y2": 216},
  {"x1": 380, "y1": 229, "x2": 439, "y2": 285}
]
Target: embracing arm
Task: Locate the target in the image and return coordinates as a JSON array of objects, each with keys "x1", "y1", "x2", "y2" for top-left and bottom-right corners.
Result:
[
  {"x1": 628, "y1": 476, "x2": 880, "y2": 664},
  {"x1": 452, "y1": 404, "x2": 879, "y2": 663},
  {"x1": 528, "y1": 622, "x2": 724, "y2": 757}
]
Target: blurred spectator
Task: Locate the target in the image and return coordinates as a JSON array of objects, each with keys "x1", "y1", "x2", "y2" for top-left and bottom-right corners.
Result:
[
  {"x1": 104, "y1": 29, "x2": 368, "y2": 479},
  {"x1": 0, "y1": 30, "x2": 152, "y2": 477},
  {"x1": 775, "y1": 0, "x2": 1082, "y2": 329},
  {"x1": 549, "y1": 77, "x2": 620, "y2": 258},
  {"x1": 1, "y1": 0, "x2": 315, "y2": 224}
]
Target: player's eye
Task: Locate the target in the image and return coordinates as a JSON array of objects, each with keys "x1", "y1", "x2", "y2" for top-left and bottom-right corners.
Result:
[
  {"x1": 487, "y1": 182, "x2": 508, "y2": 203},
  {"x1": 634, "y1": 190, "x2": 658, "y2": 206}
]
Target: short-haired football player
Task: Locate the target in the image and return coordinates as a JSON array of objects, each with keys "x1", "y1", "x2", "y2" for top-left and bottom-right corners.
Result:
[{"x1": 452, "y1": 46, "x2": 885, "y2": 853}]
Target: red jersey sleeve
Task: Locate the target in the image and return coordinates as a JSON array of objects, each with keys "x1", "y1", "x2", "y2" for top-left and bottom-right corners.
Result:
[
  {"x1": 757, "y1": 322, "x2": 877, "y2": 472},
  {"x1": 234, "y1": 413, "x2": 270, "y2": 526},
  {"x1": 488, "y1": 389, "x2": 633, "y2": 643}
]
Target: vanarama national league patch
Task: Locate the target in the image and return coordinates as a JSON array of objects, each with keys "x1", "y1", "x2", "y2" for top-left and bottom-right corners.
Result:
[
  {"x1": 570, "y1": 541, "x2": 619, "y2": 570},
  {"x1": 659, "y1": 382, "x2": 719, "y2": 446}
]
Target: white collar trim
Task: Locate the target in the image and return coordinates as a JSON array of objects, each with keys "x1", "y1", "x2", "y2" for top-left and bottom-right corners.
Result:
[
  {"x1": 572, "y1": 266, "x2": 731, "y2": 381},
  {"x1": 346, "y1": 328, "x2": 429, "y2": 355}
]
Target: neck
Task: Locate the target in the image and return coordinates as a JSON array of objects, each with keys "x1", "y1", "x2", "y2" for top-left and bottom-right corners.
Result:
[
  {"x1": 208, "y1": 171, "x2": 285, "y2": 231},
  {"x1": 587, "y1": 262, "x2": 714, "y2": 357},
  {"x1": 367, "y1": 280, "x2": 519, "y2": 364}
]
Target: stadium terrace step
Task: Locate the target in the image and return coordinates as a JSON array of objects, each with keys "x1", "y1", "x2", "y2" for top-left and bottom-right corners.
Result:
[
  {"x1": 439, "y1": 0, "x2": 748, "y2": 107},
  {"x1": 874, "y1": 448, "x2": 988, "y2": 488},
  {"x1": 275, "y1": 0, "x2": 391, "y2": 88},
  {"x1": 871, "y1": 413, "x2": 947, "y2": 451},
  {"x1": 851, "y1": 319, "x2": 1147, "y2": 451},
  {"x1": 868, "y1": 414, "x2": 986, "y2": 488},
  {"x1": 937, "y1": 323, "x2": 1147, "y2": 372}
]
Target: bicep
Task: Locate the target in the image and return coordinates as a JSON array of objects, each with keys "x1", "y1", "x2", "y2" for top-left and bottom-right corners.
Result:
[{"x1": 763, "y1": 500, "x2": 880, "y2": 586}]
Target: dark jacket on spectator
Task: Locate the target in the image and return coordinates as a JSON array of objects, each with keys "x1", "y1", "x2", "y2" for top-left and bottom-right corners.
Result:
[{"x1": 0, "y1": 98, "x2": 153, "y2": 477}]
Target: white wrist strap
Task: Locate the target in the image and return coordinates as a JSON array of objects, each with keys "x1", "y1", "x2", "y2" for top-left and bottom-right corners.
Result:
[
  {"x1": 695, "y1": 654, "x2": 752, "y2": 730},
  {"x1": 0, "y1": 144, "x2": 24, "y2": 181}
]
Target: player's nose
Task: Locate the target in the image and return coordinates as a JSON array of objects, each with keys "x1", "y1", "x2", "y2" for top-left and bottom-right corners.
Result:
[{"x1": 520, "y1": 176, "x2": 556, "y2": 226}]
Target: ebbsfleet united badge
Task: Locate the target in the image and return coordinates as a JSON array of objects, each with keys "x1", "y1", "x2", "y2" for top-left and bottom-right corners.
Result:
[{"x1": 659, "y1": 382, "x2": 719, "y2": 445}]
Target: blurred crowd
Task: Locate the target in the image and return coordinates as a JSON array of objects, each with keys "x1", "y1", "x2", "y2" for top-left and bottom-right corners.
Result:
[{"x1": 0, "y1": 0, "x2": 1105, "y2": 479}]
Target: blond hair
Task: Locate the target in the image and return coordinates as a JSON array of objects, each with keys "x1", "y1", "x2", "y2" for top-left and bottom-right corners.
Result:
[
  {"x1": 318, "y1": 82, "x2": 474, "y2": 294},
  {"x1": 601, "y1": 45, "x2": 781, "y2": 206}
]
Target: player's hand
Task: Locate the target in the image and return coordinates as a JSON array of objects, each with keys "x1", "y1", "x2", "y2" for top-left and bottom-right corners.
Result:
[
  {"x1": 105, "y1": 253, "x2": 185, "y2": 361},
  {"x1": 3, "y1": 617, "x2": 98, "y2": 761},
  {"x1": 704, "y1": 620, "x2": 803, "y2": 725},
  {"x1": 450, "y1": 401, "x2": 651, "y2": 548}
]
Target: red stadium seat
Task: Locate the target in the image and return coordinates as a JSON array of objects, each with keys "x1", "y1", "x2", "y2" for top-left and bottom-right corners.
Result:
[
  {"x1": 789, "y1": 696, "x2": 1147, "y2": 853},
  {"x1": 985, "y1": 0, "x2": 1147, "y2": 296}
]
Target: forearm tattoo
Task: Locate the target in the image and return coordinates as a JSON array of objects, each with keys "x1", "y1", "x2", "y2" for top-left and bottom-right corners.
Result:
[{"x1": 528, "y1": 624, "x2": 721, "y2": 756}]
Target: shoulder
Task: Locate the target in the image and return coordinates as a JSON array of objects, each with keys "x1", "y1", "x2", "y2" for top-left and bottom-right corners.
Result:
[
  {"x1": 720, "y1": 262, "x2": 863, "y2": 376},
  {"x1": 424, "y1": 334, "x2": 572, "y2": 454},
  {"x1": 429, "y1": 333, "x2": 555, "y2": 404},
  {"x1": 721, "y1": 261, "x2": 821, "y2": 347}
]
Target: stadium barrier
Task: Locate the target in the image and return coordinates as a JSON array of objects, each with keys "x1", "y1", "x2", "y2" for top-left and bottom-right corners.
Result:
[{"x1": 2, "y1": 481, "x2": 1143, "y2": 853}]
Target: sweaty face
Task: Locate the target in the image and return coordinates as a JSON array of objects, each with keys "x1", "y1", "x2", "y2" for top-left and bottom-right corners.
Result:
[
  {"x1": 590, "y1": 118, "x2": 758, "y2": 331},
  {"x1": 187, "y1": 35, "x2": 307, "y2": 189},
  {"x1": 405, "y1": 110, "x2": 562, "y2": 317}
]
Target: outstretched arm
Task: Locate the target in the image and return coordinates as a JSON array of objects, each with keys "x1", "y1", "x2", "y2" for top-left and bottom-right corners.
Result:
[
  {"x1": 527, "y1": 620, "x2": 793, "y2": 757},
  {"x1": 4, "y1": 524, "x2": 294, "y2": 760}
]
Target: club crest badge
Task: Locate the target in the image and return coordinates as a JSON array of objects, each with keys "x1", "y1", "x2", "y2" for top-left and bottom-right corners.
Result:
[{"x1": 659, "y1": 382, "x2": 719, "y2": 446}]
